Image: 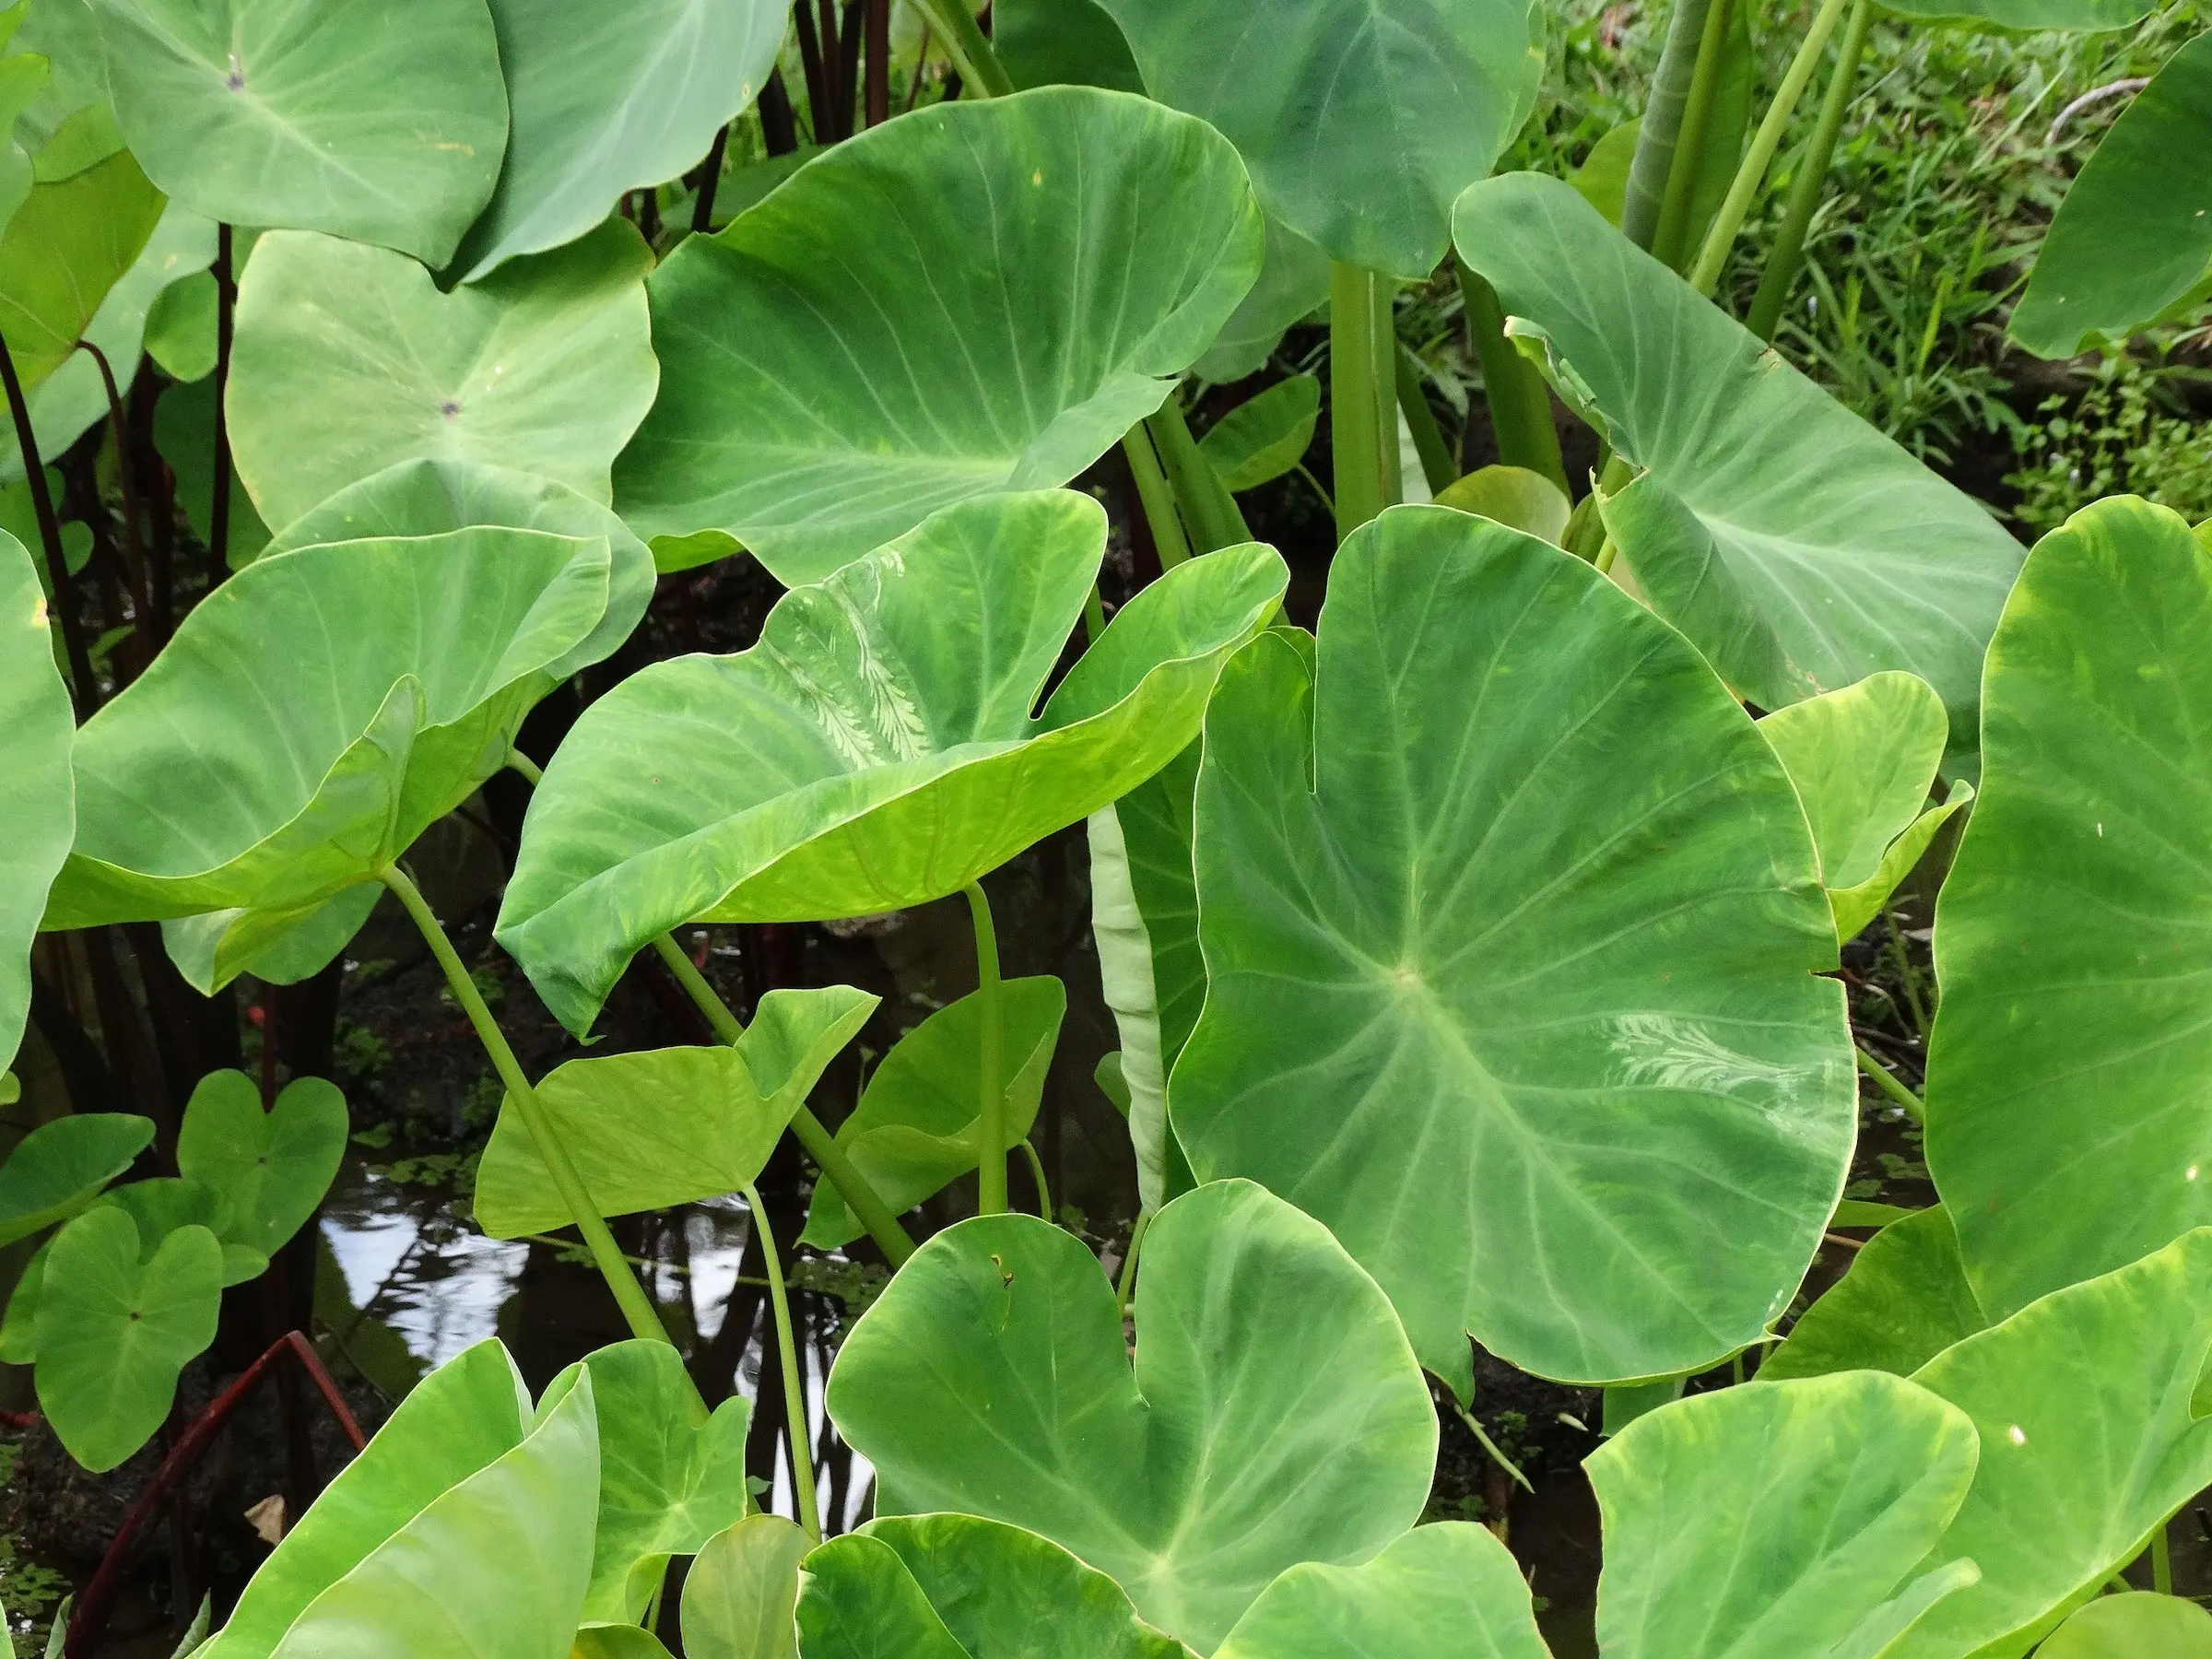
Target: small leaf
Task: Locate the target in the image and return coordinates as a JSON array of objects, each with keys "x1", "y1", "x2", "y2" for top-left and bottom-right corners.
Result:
[
  {"x1": 1761, "y1": 1209, "x2": 1988, "y2": 1383},
  {"x1": 0, "y1": 146, "x2": 160, "y2": 393},
  {"x1": 681, "y1": 1513, "x2": 812, "y2": 1659},
  {"x1": 152, "y1": 376, "x2": 268, "y2": 566},
  {"x1": 0, "y1": 1112, "x2": 152, "y2": 1249},
  {"x1": 177, "y1": 1069, "x2": 348, "y2": 1259},
  {"x1": 34, "y1": 1206, "x2": 222, "y2": 1471},
  {"x1": 800, "y1": 977, "x2": 1065, "y2": 1250},
  {"x1": 1197, "y1": 376, "x2": 1319, "y2": 492},
  {"x1": 1432, "y1": 465, "x2": 1571, "y2": 545},
  {"x1": 996, "y1": 0, "x2": 1144, "y2": 93},
  {"x1": 1192, "y1": 215, "x2": 1330, "y2": 383},
  {"x1": 140, "y1": 265, "x2": 214, "y2": 381},
  {"x1": 825, "y1": 1180, "x2": 1436, "y2": 1651},
  {"x1": 1875, "y1": 0, "x2": 2152, "y2": 30},
  {"x1": 2040, "y1": 1593, "x2": 2212, "y2": 1659},
  {"x1": 159, "y1": 885, "x2": 383, "y2": 997},
  {"x1": 1828, "y1": 781, "x2": 1971, "y2": 942}
]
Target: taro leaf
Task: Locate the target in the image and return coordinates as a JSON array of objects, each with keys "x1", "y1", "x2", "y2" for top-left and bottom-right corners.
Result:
[
  {"x1": 1198, "y1": 377, "x2": 1319, "y2": 492},
  {"x1": 1086, "y1": 747, "x2": 1203, "y2": 1213},
  {"x1": 555, "y1": 1340, "x2": 751, "y2": 1624},
  {"x1": 1093, "y1": 0, "x2": 1544, "y2": 278},
  {"x1": 1570, "y1": 120, "x2": 1639, "y2": 223},
  {"x1": 475, "y1": 986, "x2": 877, "y2": 1236},
  {"x1": 0, "y1": 1236, "x2": 43, "y2": 1361},
  {"x1": 0, "y1": 41, "x2": 45, "y2": 241},
  {"x1": 683, "y1": 1514, "x2": 813, "y2": 1659},
  {"x1": 2015, "y1": 33, "x2": 2212, "y2": 358},
  {"x1": 1192, "y1": 215, "x2": 1331, "y2": 383},
  {"x1": 498, "y1": 491, "x2": 1286, "y2": 1036},
  {"x1": 1873, "y1": 0, "x2": 2153, "y2": 31},
  {"x1": 141, "y1": 266, "x2": 216, "y2": 381},
  {"x1": 1452, "y1": 172, "x2": 2023, "y2": 743},
  {"x1": 97, "y1": 1174, "x2": 265, "y2": 1284},
  {"x1": 1757, "y1": 673, "x2": 1947, "y2": 892},
  {"x1": 1173, "y1": 506, "x2": 1853, "y2": 1391},
  {"x1": 229, "y1": 222, "x2": 657, "y2": 533},
  {"x1": 2041, "y1": 1593, "x2": 2212, "y2": 1659},
  {"x1": 3, "y1": 200, "x2": 213, "y2": 487},
  {"x1": 199, "y1": 1339, "x2": 536, "y2": 1659},
  {"x1": 0, "y1": 1112, "x2": 152, "y2": 1249},
  {"x1": 798, "y1": 1515, "x2": 1194, "y2": 1659},
  {"x1": 1925, "y1": 498, "x2": 2212, "y2": 1318},
  {"x1": 611, "y1": 88, "x2": 1262, "y2": 585},
  {"x1": 1760, "y1": 1206, "x2": 1986, "y2": 1382},
  {"x1": 1892, "y1": 1228, "x2": 2212, "y2": 1658},
  {"x1": 0, "y1": 146, "x2": 160, "y2": 393},
  {"x1": 176, "y1": 1069, "x2": 348, "y2": 1259},
  {"x1": 152, "y1": 376, "x2": 269, "y2": 566},
  {"x1": 86, "y1": 0, "x2": 506, "y2": 267},
  {"x1": 266, "y1": 1369, "x2": 597, "y2": 1659},
  {"x1": 11, "y1": 0, "x2": 116, "y2": 178},
  {"x1": 159, "y1": 884, "x2": 383, "y2": 997},
  {"x1": 800, "y1": 976, "x2": 1066, "y2": 1249},
  {"x1": 1433, "y1": 465, "x2": 1571, "y2": 545},
  {"x1": 1210, "y1": 1523, "x2": 1547, "y2": 1659},
  {"x1": 453, "y1": 0, "x2": 785, "y2": 280},
  {"x1": 574, "y1": 1630, "x2": 677, "y2": 1659},
  {"x1": 825, "y1": 1179, "x2": 1436, "y2": 1653},
  {"x1": 1589, "y1": 1371, "x2": 1981, "y2": 1659},
  {"x1": 996, "y1": 0, "x2": 1144, "y2": 93},
  {"x1": 46, "y1": 527, "x2": 618, "y2": 930},
  {"x1": 33, "y1": 1206, "x2": 221, "y2": 1471},
  {"x1": 0, "y1": 530, "x2": 73, "y2": 1065},
  {"x1": 1828, "y1": 782, "x2": 1972, "y2": 943}
]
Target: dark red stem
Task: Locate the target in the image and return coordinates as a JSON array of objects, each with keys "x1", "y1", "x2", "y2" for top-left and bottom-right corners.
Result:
[
  {"x1": 0, "y1": 334, "x2": 97, "y2": 712},
  {"x1": 208, "y1": 224, "x2": 236, "y2": 582}
]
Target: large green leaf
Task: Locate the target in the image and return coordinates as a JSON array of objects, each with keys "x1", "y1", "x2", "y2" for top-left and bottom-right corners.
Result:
[
  {"x1": 498, "y1": 491, "x2": 1286, "y2": 1036},
  {"x1": 87, "y1": 0, "x2": 506, "y2": 266},
  {"x1": 0, "y1": 529, "x2": 72, "y2": 1065},
  {"x1": 825, "y1": 1180, "x2": 1436, "y2": 1653},
  {"x1": 1757, "y1": 673, "x2": 1946, "y2": 893},
  {"x1": 1211, "y1": 1524, "x2": 1547, "y2": 1659},
  {"x1": 0, "y1": 1112, "x2": 151, "y2": 1249},
  {"x1": 200, "y1": 1340, "x2": 536, "y2": 1659},
  {"x1": 1093, "y1": 0, "x2": 1543, "y2": 277},
  {"x1": 176, "y1": 1069, "x2": 347, "y2": 1260},
  {"x1": 1760, "y1": 1206, "x2": 1986, "y2": 1382},
  {"x1": 453, "y1": 0, "x2": 783, "y2": 279},
  {"x1": 2014, "y1": 33, "x2": 2212, "y2": 357},
  {"x1": 1590, "y1": 1372, "x2": 1980, "y2": 1659},
  {"x1": 1174, "y1": 506, "x2": 1853, "y2": 1391},
  {"x1": 1894, "y1": 1228, "x2": 2212, "y2": 1658},
  {"x1": 1452, "y1": 172, "x2": 2023, "y2": 743},
  {"x1": 47, "y1": 526, "x2": 618, "y2": 930},
  {"x1": 0, "y1": 145, "x2": 159, "y2": 392},
  {"x1": 229, "y1": 221, "x2": 656, "y2": 533},
  {"x1": 474, "y1": 985, "x2": 877, "y2": 1237},
  {"x1": 266, "y1": 1368, "x2": 597, "y2": 1659},
  {"x1": 611, "y1": 87, "x2": 1262, "y2": 585},
  {"x1": 800, "y1": 976, "x2": 1066, "y2": 1249},
  {"x1": 683, "y1": 1514, "x2": 812, "y2": 1659},
  {"x1": 2041, "y1": 1594, "x2": 2212, "y2": 1659},
  {"x1": 556, "y1": 1340, "x2": 751, "y2": 1624},
  {"x1": 1925, "y1": 498, "x2": 2212, "y2": 1319},
  {"x1": 34, "y1": 1206, "x2": 221, "y2": 1470},
  {"x1": 799, "y1": 1516, "x2": 1194, "y2": 1659}
]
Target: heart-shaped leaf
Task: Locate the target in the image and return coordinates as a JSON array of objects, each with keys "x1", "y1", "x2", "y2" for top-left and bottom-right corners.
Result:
[
  {"x1": 498, "y1": 490, "x2": 1286, "y2": 1035},
  {"x1": 1191, "y1": 215, "x2": 1330, "y2": 382},
  {"x1": 176, "y1": 1069, "x2": 347, "y2": 1259},
  {"x1": 0, "y1": 144, "x2": 159, "y2": 392},
  {"x1": 1174, "y1": 506, "x2": 1853, "y2": 1390},
  {"x1": 1760, "y1": 1206, "x2": 1986, "y2": 1382},
  {"x1": 1452, "y1": 173, "x2": 2023, "y2": 746},
  {"x1": 266, "y1": 1365, "x2": 597, "y2": 1659},
  {"x1": 0, "y1": 530, "x2": 73, "y2": 1065},
  {"x1": 453, "y1": 0, "x2": 785, "y2": 279},
  {"x1": 0, "y1": 1112, "x2": 151, "y2": 1249},
  {"x1": 34, "y1": 1206, "x2": 221, "y2": 1470},
  {"x1": 1926, "y1": 498, "x2": 2212, "y2": 1319},
  {"x1": 798, "y1": 1516, "x2": 1194, "y2": 1659},
  {"x1": 47, "y1": 525, "x2": 618, "y2": 929},
  {"x1": 2041, "y1": 1594, "x2": 2212, "y2": 1659},
  {"x1": 1894, "y1": 1228, "x2": 2212, "y2": 1658},
  {"x1": 1198, "y1": 377, "x2": 1319, "y2": 492},
  {"x1": 1434, "y1": 465, "x2": 1572, "y2": 545},
  {"x1": 800, "y1": 976, "x2": 1065, "y2": 1249},
  {"x1": 199, "y1": 1339, "x2": 537, "y2": 1659},
  {"x1": 98, "y1": 1174, "x2": 265, "y2": 1283},
  {"x1": 2015, "y1": 34, "x2": 2212, "y2": 356},
  {"x1": 826, "y1": 1179, "x2": 1436, "y2": 1653},
  {"x1": 683, "y1": 1514, "x2": 812, "y2": 1659},
  {"x1": 611, "y1": 87, "x2": 1261, "y2": 585},
  {"x1": 87, "y1": 0, "x2": 506, "y2": 266},
  {"x1": 1211, "y1": 1524, "x2": 1546, "y2": 1659},
  {"x1": 229, "y1": 221, "x2": 656, "y2": 533},
  {"x1": 474, "y1": 985, "x2": 876, "y2": 1237},
  {"x1": 1590, "y1": 1372, "x2": 1981, "y2": 1659},
  {"x1": 553, "y1": 1340, "x2": 751, "y2": 1623},
  {"x1": 1094, "y1": 0, "x2": 1544, "y2": 277}
]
